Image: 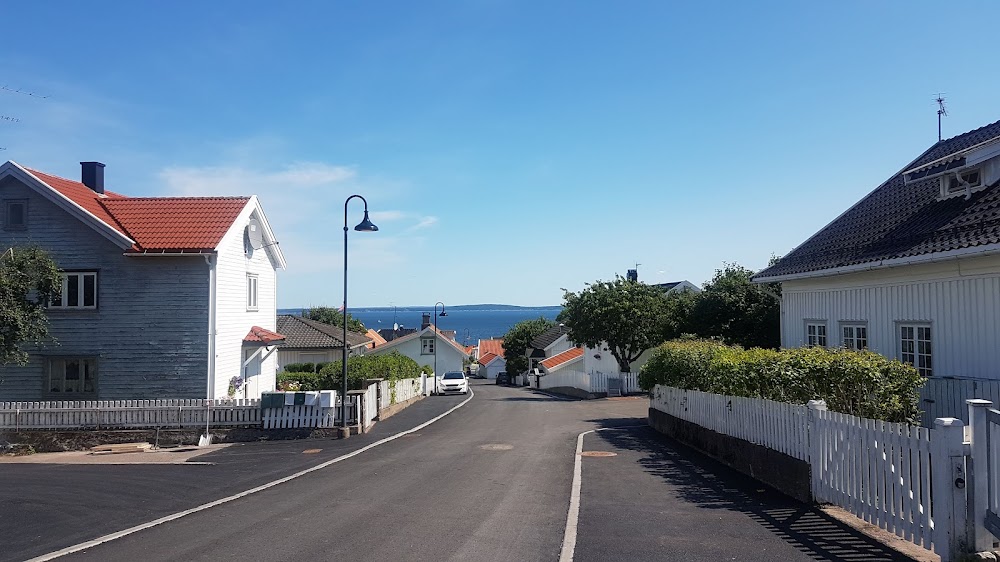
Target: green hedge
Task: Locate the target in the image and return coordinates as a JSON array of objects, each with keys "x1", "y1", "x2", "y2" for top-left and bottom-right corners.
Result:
[
  {"x1": 278, "y1": 352, "x2": 425, "y2": 392},
  {"x1": 639, "y1": 340, "x2": 925, "y2": 423}
]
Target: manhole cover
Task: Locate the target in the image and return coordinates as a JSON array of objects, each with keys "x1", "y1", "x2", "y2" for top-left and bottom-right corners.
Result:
[
  {"x1": 580, "y1": 451, "x2": 617, "y2": 457},
  {"x1": 479, "y1": 444, "x2": 513, "y2": 451},
  {"x1": 302, "y1": 449, "x2": 322, "y2": 454}
]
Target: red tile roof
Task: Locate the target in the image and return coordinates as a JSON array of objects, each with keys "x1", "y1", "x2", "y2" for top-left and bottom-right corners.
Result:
[
  {"x1": 244, "y1": 326, "x2": 286, "y2": 345},
  {"x1": 366, "y1": 329, "x2": 388, "y2": 349},
  {"x1": 478, "y1": 352, "x2": 500, "y2": 366},
  {"x1": 540, "y1": 347, "x2": 583, "y2": 370},
  {"x1": 103, "y1": 197, "x2": 249, "y2": 252},
  {"x1": 25, "y1": 167, "x2": 249, "y2": 252},
  {"x1": 478, "y1": 338, "x2": 504, "y2": 357}
]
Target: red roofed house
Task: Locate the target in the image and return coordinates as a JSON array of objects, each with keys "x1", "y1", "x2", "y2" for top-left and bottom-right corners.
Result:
[
  {"x1": 0, "y1": 161, "x2": 287, "y2": 400},
  {"x1": 476, "y1": 338, "x2": 506, "y2": 380}
]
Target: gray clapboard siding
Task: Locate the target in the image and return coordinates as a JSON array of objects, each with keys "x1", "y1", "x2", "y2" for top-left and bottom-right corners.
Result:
[{"x1": 0, "y1": 176, "x2": 209, "y2": 400}]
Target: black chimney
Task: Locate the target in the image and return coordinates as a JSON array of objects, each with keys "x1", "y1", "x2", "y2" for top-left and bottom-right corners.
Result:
[
  {"x1": 627, "y1": 269, "x2": 638, "y2": 282},
  {"x1": 81, "y1": 162, "x2": 105, "y2": 194},
  {"x1": 421, "y1": 312, "x2": 431, "y2": 330}
]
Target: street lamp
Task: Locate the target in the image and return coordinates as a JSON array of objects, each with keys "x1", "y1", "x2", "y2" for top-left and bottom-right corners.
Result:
[
  {"x1": 341, "y1": 195, "x2": 378, "y2": 438},
  {"x1": 433, "y1": 301, "x2": 446, "y2": 395}
]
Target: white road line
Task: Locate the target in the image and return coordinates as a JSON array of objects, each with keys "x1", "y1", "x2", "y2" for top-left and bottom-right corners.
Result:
[
  {"x1": 29, "y1": 390, "x2": 475, "y2": 562},
  {"x1": 560, "y1": 424, "x2": 648, "y2": 562}
]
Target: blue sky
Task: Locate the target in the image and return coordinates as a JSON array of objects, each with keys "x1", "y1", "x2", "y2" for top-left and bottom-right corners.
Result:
[{"x1": 3, "y1": 1, "x2": 999, "y2": 307}]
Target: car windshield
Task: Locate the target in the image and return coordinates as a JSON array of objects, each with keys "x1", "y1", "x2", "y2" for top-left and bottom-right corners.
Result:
[{"x1": 443, "y1": 372, "x2": 464, "y2": 380}]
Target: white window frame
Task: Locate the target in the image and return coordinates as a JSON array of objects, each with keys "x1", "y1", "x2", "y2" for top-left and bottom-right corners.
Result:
[
  {"x1": 805, "y1": 321, "x2": 827, "y2": 347},
  {"x1": 841, "y1": 322, "x2": 868, "y2": 350},
  {"x1": 3, "y1": 199, "x2": 27, "y2": 231},
  {"x1": 46, "y1": 357, "x2": 98, "y2": 396},
  {"x1": 421, "y1": 337, "x2": 435, "y2": 355},
  {"x1": 49, "y1": 271, "x2": 98, "y2": 309},
  {"x1": 247, "y1": 274, "x2": 259, "y2": 311},
  {"x1": 899, "y1": 323, "x2": 932, "y2": 377},
  {"x1": 941, "y1": 168, "x2": 984, "y2": 198}
]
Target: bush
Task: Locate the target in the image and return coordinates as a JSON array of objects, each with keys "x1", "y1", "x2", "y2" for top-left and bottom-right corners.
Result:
[
  {"x1": 277, "y1": 371, "x2": 323, "y2": 391},
  {"x1": 279, "y1": 353, "x2": 424, "y2": 391},
  {"x1": 639, "y1": 340, "x2": 925, "y2": 423},
  {"x1": 282, "y1": 362, "x2": 317, "y2": 374}
]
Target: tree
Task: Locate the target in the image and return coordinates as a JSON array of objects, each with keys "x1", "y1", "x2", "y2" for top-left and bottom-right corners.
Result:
[
  {"x1": 0, "y1": 246, "x2": 61, "y2": 365},
  {"x1": 304, "y1": 306, "x2": 367, "y2": 333},
  {"x1": 559, "y1": 277, "x2": 669, "y2": 372},
  {"x1": 502, "y1": 317, "x2": 557, "y2": 375},
  {"x1": 688, "y1": 261, "x2": 781, "y2": 349}
]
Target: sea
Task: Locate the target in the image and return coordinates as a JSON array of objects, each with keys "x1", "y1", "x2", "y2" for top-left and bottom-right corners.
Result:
[{"x1": 278, "y1": 306, "x2": 563, "y2": 347}]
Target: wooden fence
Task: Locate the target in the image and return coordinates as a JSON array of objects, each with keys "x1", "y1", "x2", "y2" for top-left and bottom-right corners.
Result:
[
  {"x1": 919, "y1": 377, "x2": 1000, "y2": 426},
  {"x1": 0, "y1": 399, "x2": 261, "y2": 430},
  {"x1": 650, "y1": 386, "x2": 809, "y2": 461}
]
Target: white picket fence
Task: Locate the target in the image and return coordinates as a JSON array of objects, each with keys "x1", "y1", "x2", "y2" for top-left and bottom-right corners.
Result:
[
  {"x1": 392, "y1": 377, "x2": 423, "y2": 404},
  {"x1": 650, "y1": 386, "x2": 809, "y2": 460},
  {"x1": 0, "y1": 399, "x2": 262, "y2": 430},
  {"x1": 650, "y1": 385, "x2": 1000, "y2": 560},
  {"x1": 535, "y1": 370, "x2": 643, "y2": 395}
]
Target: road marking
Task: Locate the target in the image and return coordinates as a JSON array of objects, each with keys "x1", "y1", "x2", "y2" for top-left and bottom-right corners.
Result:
[
  {"x1": 560, "y1": 424, "x2": 647, "y2": 562},
  {"x1": 29, "y1": 391, "x2": 475, "y2": 562}
]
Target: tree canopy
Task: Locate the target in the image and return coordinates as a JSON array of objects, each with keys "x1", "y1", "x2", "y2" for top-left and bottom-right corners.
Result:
[
  {"x1": 502, "y1": 317, "x2": 557, "y2": 375},
  {"x1": 0, "y1": 246, "x2": 61, "y2": 365},
  {"x1": 304, "y1": 306, "x2": 367, "y2": 334},
  {"x1": 559, "y1": 277, "x2": 670, "y2": 372},
  {"x1": 683, "y1": 262, "x2": 781, "y2": 349}
]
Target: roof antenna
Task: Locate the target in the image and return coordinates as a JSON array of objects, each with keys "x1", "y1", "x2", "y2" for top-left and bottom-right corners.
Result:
[{"x1": 936, "y1": 94, "x2": 948, "y2": 142}]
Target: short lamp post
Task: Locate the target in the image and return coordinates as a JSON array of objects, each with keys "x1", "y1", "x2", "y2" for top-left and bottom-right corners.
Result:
[
  {"x1": 433, "y1": 301, "x2": 446, "y2": 395},
  {"x1": 341, "y1": 194, "x2": 378, "y2": 438}
]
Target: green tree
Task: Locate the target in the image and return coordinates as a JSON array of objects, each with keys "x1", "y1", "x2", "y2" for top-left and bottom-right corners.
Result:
[
  {"x1": 304, "y1": 306, "x2": 367, "y2": 333},
  {"x1": 1, "y1": 246, "x2": 61, "y2": 365},
  {"x1": 689, "y1": 261, "x2": 781, "y2": 349},
  {"x1": 502, "y1": 317, "x2": 557, "y2": 375},
  {"x1": 559, "y1": 277, "x2": 669, "y2": 372}
]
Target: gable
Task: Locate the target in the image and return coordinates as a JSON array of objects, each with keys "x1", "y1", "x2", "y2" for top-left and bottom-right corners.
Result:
[{"x1": 757, "y1": 119, "x2": 1000, "y2": 281}]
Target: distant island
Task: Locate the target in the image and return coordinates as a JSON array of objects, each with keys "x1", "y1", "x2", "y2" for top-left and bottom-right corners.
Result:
[{"x1": 278, "y1": 304, "x2": 562, "y2": 315}]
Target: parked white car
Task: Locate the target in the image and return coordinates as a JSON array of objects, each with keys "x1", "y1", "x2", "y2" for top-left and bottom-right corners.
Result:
[{"x1": 437, "y1": 371, "x2": 469, "y2": 395}]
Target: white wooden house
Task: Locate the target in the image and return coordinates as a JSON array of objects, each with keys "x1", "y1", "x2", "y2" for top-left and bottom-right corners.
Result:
[
  {"x1": 0, "y1": 160, "x2": 286, "y2": 400},
  {"x1": 754, "y1": 119, "x2": 1000, "y2": 387},
  {"x1": 367, "y1": 325, "x2": 468, "y2": 376}
]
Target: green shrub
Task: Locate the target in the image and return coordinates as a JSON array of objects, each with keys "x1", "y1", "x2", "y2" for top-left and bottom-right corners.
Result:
[
  {"x1": 277, "y1": 371, "x2": 323, "y2": 391},
  {"x1": 639, "y1": 340, "x2": 925, "y2": 423},
  {"x1": 314, "y1": 351, "x2": 425, "y2": 391}
]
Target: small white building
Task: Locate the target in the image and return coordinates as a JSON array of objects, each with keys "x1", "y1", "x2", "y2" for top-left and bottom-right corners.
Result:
[
  {"x1": 754, "y1": 118, "x2": 1000, "y2": 383},
  {"x1": 367, "y1": 325, "x2": 468, "y2": 376}
]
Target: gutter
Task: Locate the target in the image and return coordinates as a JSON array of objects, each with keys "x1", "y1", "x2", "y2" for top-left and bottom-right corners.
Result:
[
  {"x1": 753, "y1": 243, "x2": 1000, "y2": 284},
  {"x1": 204, "y1": 254, "x2": 217, "y2": 399}
]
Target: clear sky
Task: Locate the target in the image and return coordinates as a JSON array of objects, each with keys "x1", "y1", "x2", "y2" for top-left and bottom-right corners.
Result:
[{"x1": 3, "y1": 1, "x2": 999, "y2": 307}]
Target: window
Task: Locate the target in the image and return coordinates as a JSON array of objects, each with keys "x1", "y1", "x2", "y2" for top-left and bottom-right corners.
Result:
[
  {"x1": 421, "y1": 337, "x2": 435, "y2": 355},
  {"x1": 247, "y1": 274, "x2": 258, "y2": 311},
  {"x1": 900, "y1": 324, "x2": 932, "y2": 377},
  {"x1": 946, "y1": 169, "x2": 982, "y2": 194},
  {"x1": 49, "y1": 272, "x2": 98, "y2": 309},
  {"x1": 46, "y1": 357, "x2": 97, "y2": 395},
  {"x1": 841, "y1": 324, "x2": 868, "y2": 350},
  {"x1": 806, "y1": 322, "x2": 827, "y2": 347},
  {"x1": 3, "y1": 199, "x2": 26, "y2": 230}
]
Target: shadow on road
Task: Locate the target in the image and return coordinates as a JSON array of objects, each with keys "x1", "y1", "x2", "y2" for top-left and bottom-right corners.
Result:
[{"x1": 586, "y1": 419, "x2": 918, "y2": 562}]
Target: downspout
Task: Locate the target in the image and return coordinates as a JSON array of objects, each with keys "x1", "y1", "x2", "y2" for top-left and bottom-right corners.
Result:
[{"x1": 204, "y1": 254, "x2": 217, "y2": 399}]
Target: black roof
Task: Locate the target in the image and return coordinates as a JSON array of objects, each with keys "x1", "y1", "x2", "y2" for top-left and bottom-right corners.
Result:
[
  {"x1": 529, "y1": 324, "x2": 568, "y2": 350},
  {"x1": 756, "y1": 119, "x2": 1000, "y2": 280},
  {"x1": 276, "y1": 315, "x2": 371, "y2": 348}
]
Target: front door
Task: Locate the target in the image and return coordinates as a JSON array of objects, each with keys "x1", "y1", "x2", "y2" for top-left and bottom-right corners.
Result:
[{"x1": 243, "y1": 348, "x2": 261, "y2": 398}]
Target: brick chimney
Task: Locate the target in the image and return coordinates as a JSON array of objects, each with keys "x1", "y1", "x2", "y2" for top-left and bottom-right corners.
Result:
[
  {"x1": 421, "y1": 312, "x2": 431, "y2": 330},
  {"x1": 81, "y1": 162, "x2": 105, "y2": 194}
]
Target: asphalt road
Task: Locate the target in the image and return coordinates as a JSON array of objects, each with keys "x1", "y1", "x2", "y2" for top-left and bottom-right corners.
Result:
[{"x1": 1, "y1": 382, "x2": 918, "y2": 562}]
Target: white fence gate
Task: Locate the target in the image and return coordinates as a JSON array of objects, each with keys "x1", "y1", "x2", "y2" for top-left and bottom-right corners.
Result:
[
  {"x1": 650, "y1": 385, "x2": 1000, "y2": 561},
  {"x1": 920, "y1": 377, "x2": 1000, "y2": 426}
]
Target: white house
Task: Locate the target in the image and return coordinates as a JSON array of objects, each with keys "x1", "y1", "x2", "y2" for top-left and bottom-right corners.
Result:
[
  {"x1": 476, "y1": 338, "x2": 505, "y2": 379},
  {"x1": 367, "y1": 325, "x2": 468, "y2": 376},
  {"x1": 0, "y1": 160, "x2": 286, "y2": 400},
  {"x1": 754, "y1": 118, "x2": 1000, "y2": 383}
]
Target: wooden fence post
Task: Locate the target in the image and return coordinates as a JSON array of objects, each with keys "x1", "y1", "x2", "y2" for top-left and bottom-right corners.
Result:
[
  {"x1": 966, "y1": 399, "x2": 993, "y2": 553},
  {"x1": 932, "y1": 417, "x2": 969, "y2": 562},
  {"x1": 806, "y1": 399, "x2": 827, "y2": 501}
]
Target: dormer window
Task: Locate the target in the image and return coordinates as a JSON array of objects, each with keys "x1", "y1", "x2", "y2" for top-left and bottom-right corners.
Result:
[{"x1": 939, "y1": 168, "x2": 984, "y2": 199}]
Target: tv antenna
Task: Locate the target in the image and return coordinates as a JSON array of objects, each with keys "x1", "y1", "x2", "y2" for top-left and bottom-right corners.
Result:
[{"x1": 935, "y1": 94, "x2": 948, "y2": 142}]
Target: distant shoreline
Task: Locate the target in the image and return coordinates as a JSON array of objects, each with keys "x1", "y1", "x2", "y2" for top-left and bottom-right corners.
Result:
[{"x1": 279, "y1": 304, "x2": 562, "y2": 313}]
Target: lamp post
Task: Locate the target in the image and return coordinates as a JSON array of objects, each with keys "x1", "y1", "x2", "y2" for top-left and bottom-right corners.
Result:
[
  {"x1": 433, "y1": 301, "x2": 446, "y2": 395},
  {"x1": 341, "y1": 195, "x2": 378, "y2": 438}
]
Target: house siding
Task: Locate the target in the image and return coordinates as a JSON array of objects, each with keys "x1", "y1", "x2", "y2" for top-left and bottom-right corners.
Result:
[
  {"x1": 370, "y1": 333, "x2": 464, "y2": 376},
  {"x1": 212, "y1": 204, "x2": 279, "y2": 399},
  {"x1": 781, "y1": 254, "x2": 1000, "y2": 380},
  {"x1": 0, "y1": 176, "x2": 209, "y2": 400}
]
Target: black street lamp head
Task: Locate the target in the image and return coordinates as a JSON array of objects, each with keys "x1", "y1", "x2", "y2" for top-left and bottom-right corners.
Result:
[
  {"x1": 354, "y1": 210, "x2": 378, "y2": 232},
  {"x1": 439, "y1": 310, "x2": 448, "y2": 317}
]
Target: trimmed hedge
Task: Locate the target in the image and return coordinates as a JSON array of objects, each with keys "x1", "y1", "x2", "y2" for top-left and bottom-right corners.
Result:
[
  {"x1": 639, "y1": 340, "x2": 925, "y2": 423},
  {"x1": 278, "y1": 352, "x2": 425, "y2": 392}
]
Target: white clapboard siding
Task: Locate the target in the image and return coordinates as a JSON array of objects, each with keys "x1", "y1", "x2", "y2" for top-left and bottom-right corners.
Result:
[
  {"x1": 649, "y1": 386, "x2": 810, "y2": 461},
  {"x1": 919, "y1": 377, "x2": 1000, "y2": 426},
  {"x1": 812, "y1": 409, "x2": 934, "y2": 550},
  {"x1": 0, "y1": 399, "x2": 261, "y2": 430},
  {"x1": 538, "y1": 371, "x2": 592, "y2": 392}
]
